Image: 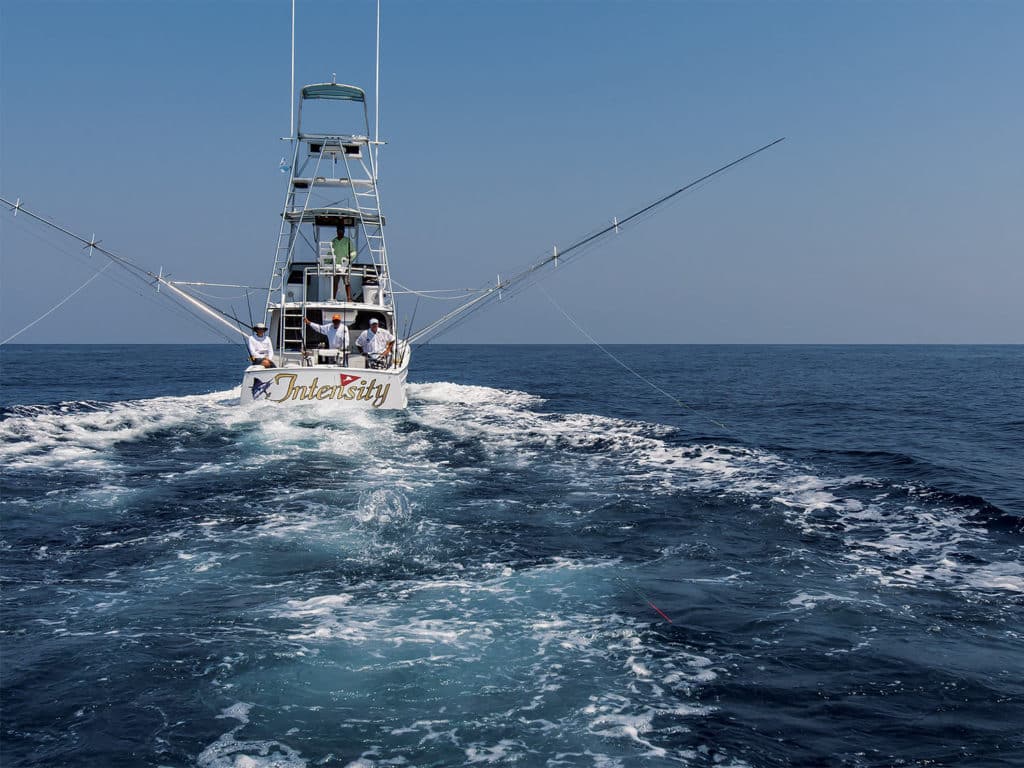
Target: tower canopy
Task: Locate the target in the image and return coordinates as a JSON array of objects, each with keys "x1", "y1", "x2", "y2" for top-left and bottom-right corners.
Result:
[{"x1": 301, "y1": 84, "x2": 365, "y2": 102}]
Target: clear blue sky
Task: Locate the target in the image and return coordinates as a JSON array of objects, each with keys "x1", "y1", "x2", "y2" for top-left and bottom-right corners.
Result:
[{"x1": 2, "y1": 0, "x2": 1022, "y2": 344}]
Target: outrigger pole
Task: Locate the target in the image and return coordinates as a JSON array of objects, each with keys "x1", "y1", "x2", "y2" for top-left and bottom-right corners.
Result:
[
  {"x1": 407, "y1": 137, "x2": 786, "y2": 345},
  {"x1": 0, "y1": 196, "x2": 251, "y2": 341}
]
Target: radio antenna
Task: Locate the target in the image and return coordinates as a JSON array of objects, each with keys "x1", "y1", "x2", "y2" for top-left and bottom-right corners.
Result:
[
  {"x1": 374, "y1": 0, "x2": 382, "y2": 175},
  {"x1": 289, "y1": 0, "x2": 296, "y2": 138}
]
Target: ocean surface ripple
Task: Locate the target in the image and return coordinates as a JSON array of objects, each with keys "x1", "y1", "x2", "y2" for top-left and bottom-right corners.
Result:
[{"x1": 1, "y1": 344, "x2": 1022, "y2": 767}]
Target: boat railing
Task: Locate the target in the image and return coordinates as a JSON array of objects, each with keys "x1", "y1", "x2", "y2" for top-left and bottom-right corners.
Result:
[
  {"x1": 298, "y1": 132, "x2": 369, "y2": 143},
  {"x1": 275, "y1": 324, "x2": 406, "y2": 372},
  {"x1": 300, "y1": 263, "x2": 385, "y2": 305}
]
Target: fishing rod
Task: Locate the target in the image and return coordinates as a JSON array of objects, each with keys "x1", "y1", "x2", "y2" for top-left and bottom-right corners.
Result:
[
  {"x1": 1, "y1": 196, "x2": 253, "y2": 341},
  {"x1": 407, "y1": 137, "x2": 785, "y2": 345},
  {"x1": 398, "y1": 296, "x2": 420, "y2": 366},
  {"x1": 246, "y1": 289, "x2": 255, "y2": 329}
]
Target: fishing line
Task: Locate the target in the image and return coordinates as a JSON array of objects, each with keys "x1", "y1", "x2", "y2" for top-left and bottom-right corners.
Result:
[
  {"x1": 390, "y1": 279, "x2": 484, "y2": 300},
  {"x1": 187, "y1": 287, "x2": 259, "y2": 301},
  {"x1": 613, "y1": 574, "x2": 673, "y2": 624},
  {"x1": 3, "y1": 215, "x2": 231, "y2": 342},
  {"x1": 538, "y1": 285, "x2": 735, "y2": 435},
  {"x1": 1, "y1": 262, "x2": 113, "y2": 345},
  {"x1": 2, "y1": 197, "x2": 248, "y2": 342}
]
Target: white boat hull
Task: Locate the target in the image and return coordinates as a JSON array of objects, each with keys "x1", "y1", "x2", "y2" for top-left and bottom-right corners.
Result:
[{"x1": 240, "y1": 355, "x2": 409, "y2": 409}]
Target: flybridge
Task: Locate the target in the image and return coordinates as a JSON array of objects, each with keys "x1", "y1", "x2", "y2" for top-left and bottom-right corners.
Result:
[{"x1": 282, "y1": 208, "x2": 384, "y2": 227}]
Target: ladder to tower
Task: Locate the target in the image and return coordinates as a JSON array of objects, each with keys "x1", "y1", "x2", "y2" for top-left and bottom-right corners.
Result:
[
  {"x1": 265, "y1": 142, "x2": 302, "y2": 316},
  {"x1": 342, "y1": 141, "x2": 389, "y2": 286},
  {"x1": 265, "y1": 142, "x2": 331, "y2": 318}
]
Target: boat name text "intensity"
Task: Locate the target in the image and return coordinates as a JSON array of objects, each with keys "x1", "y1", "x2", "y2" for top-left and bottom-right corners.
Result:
[{"x1": 269, "y1": 373, "x2": 391, "y2": 407}]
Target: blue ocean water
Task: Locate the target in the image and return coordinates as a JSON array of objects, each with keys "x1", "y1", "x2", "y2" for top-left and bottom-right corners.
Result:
[{"x1": 1, "y1": 344, "x2": 1022, "y2": 767}]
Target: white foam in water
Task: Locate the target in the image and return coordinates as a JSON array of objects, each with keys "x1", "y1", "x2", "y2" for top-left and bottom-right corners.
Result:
[
  {"x1": 409, "y1": 381, "x2": 544, "y2": 408},
  {"x1": 464, "y1": 739, "x2": 523, "y2": 763},
  {"x1": 196, "y1": 702, "x2": 306, "y2": 768},
  {"x1": 0, "y1": 389, "x2": 240, "y2": 469},
  {"x1": 280, "y1": 594, "x2": 354, "y2": 617},
  {"x1": 276, "y1": 552, "x2": 716, "y2": 757},
  {"x1": 4, "y1": 379, "x2": 1009, "y2": 603},
  {"x1": 960, "y1": 562, "x2": 1024, "y2": 593},
  {"x1": 785, "y1": 591, "x2": 880, "y2": 612},
  {"x1": 585, "y1": 700, "x2": 669, "y2": 759},
  {"x1": 355, "y1": 487, "x2": 412, "y2": 526},
  {"x1": 404, "y1": 381, "x2": 1019, "y2": 596},
  {"x1": 267, "y1": 551, "x2": 721, "y2": 764},
  {"x1": 0, "y1": 385, "x2": 417, "y2": 474}
]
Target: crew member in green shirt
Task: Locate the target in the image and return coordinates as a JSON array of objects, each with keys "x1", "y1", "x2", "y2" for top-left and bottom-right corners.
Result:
[{"x1": 331, "y1": 225, "x2": 357, "y2": 301}]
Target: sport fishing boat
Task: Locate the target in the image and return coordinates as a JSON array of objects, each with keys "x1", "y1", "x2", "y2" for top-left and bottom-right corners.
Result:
[
  {"x1": 241, "y1": 78, "x2": 409, "y2": 408},
  {"x1": 2, "y1": 119, "x2": 782, "y2": 405},
  {"x1": 0, "y1": 0, "x2": 784, "y2": 397}
]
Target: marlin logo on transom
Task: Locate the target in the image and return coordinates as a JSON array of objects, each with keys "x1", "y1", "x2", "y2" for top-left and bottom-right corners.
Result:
[
  {"x1": 262, "y1": 372, "x2": 391, "y2": 407},
  {"x1": 251, "y1": 378, "x2": 272, "y2": 400}
]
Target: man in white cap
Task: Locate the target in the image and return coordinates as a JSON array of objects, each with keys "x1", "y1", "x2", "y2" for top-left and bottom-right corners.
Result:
[
  {"x1": 304, "y1": 313, "x2": 350, "y2": 362},
  {"x1": 247, "y1": 322, "x2": 275, "y2": 368},
  {"x1": 355, "y1": 317, "x2": 394, "y2": 368}
]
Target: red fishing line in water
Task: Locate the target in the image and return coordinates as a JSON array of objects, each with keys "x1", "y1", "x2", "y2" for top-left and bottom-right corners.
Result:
[
  {"x1": 615, "y1": 576, "x2": 673, "y2": 624},
  {"x1": 648, "y1": 601, "x2": 673, "y2": 624}
]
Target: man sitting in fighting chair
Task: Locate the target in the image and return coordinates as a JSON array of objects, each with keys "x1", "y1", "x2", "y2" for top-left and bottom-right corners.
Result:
[
  {"x1": 355, "y1": 318, "x2": 394, "y2": 369},
  {"x1": 247, "y1": 322, "x2": 275, "y2": 368}
]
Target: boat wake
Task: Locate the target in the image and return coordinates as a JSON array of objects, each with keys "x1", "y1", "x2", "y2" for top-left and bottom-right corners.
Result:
[
  {"x1": 2, "y1": 380, "x2": 1021, "y2": 766},
  {"x1": 2, "y1": 381, "x2": 1019, "y2": 597}
]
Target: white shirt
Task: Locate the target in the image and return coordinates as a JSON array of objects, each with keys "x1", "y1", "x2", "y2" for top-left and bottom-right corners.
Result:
[
  {"x1": 308, "y1": 321, "x2": 350, "y2": 350},
  {"x1": 356, "y1": 327, "x2": 394, "y2": 356},
  {"x1": 247, "y1": 333, "x2": 273, "y2": 361}
]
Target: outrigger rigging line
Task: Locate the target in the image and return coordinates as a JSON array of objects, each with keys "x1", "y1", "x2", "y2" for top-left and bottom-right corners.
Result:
[
  {"x1": 407, "y1": 137, "x2": 786, "y2": 345},
  {"x1": 0, "y1": 196, "x2": 254, "y2": 342}
]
